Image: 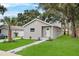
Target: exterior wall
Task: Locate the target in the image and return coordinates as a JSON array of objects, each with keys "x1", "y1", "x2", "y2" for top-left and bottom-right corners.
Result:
[
  {"x1": 1, "y1": 29, "x2": 24, "y2": 38},
  {"x1": 24, "y1": 20, "x2": 50, "y2": 39},
  {"x1": 52, "y1": 21, "x2": 61, "y2": 27},
  {"x1": 50, "y1": 27, "x2": 54, "y2": 38},
  {"x1": 12, "y1": 30, "x2": 24, "y2": 38},
  {"x1": 52, "y1": 27, "x2": 63, "y2": 39},
  {"x1": 1, "y1": 29, "x2": 8, "y2": 36}
]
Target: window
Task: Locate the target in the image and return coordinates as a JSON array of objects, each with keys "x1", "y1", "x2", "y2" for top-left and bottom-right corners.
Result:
[{"x1": 30, "y1": 28, "x2": 35, "y2": 32}]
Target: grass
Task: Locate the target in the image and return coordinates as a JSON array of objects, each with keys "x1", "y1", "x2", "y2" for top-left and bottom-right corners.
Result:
[
  {"x1": 17, "y1": 35, "x2": 79, "y2": 56},
  {"x1": 0, "y1": 39, "x2": 34, "y2": 51}
]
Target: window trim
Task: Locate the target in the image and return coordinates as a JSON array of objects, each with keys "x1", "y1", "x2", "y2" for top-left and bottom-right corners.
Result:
[{"x1": 30, "y1": 28, "x2": 35, "y2": 32}]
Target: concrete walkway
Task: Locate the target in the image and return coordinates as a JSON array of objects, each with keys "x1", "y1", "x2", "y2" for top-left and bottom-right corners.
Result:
[
  {"x1": 0, "y1": 50, "x2": 20, "y2": 56},
  {"x1": 7, "y1": 40, "x2": 47, "y2": 53},
  {"x1": 0, "y1": 39, "x2": 7, "y2": 42}
]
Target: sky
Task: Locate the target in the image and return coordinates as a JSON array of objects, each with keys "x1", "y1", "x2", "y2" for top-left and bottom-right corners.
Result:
[{"x1": 0, "y1": 3, "x2": 41, "y2": 19}]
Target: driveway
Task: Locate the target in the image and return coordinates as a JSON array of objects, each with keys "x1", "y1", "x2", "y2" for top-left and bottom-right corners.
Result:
[{"x1": 0, "y1": 50, "x2": 20, "y2": 56}]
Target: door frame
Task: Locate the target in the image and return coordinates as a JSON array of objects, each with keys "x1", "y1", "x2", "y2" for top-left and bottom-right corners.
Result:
[{"x1": 41, "y1": 26, "x2": 51, "y2": 38}]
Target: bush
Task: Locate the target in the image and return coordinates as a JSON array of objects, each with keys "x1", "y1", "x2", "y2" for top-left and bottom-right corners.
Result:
[
  {"x1": 21, "y1": 37, "x2": 24, "y2": 39},
  {"x1": 38, "y1": 37, "x2": 41, "y2": 41},
  {"x1": 29, "y1": 36, "x2": 32, "y2": 40}
]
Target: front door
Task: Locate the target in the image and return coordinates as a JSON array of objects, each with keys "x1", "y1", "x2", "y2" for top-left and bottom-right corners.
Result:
[
  {"x1": 42, "y1": 26, "x2": 51, "y2": 38},
  {"x1": 46, "y1": 27, "x2": 50, "y2": 37}
]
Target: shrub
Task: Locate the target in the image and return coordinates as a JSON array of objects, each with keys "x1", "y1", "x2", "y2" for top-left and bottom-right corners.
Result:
[
  {"x1": 38, "y1": 37, "x2": 41, "y2": 41},
  {"x1": 29, "y1": 36, "x2": 32, "y2": 40},
  {"x1": 21, "y1": 36, "x2": 24, "y2": 39}
]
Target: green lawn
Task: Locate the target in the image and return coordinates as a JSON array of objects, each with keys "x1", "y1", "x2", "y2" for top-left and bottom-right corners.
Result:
[
  {"x1": 0, "y1": 39, "x2": 34, "y2": 51},
  {"x1": 17, "y1": 35, "x2": 79, "y2": 56}
]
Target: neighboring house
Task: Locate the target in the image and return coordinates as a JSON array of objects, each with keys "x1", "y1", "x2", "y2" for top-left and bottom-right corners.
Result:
[
  {"x1": 23, "y1": 18, "x2": 63, "y2": 40},
  {"x1": 0, "y1": 25, "x2": 24, "y2": 38}
]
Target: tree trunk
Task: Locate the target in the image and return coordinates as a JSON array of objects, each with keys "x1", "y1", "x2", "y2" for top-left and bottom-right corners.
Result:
[
  {"x1": 61, "y1": 24, "x2": 66, "y2": 35},
  {"x1": 8, "y1": 25, "x2": 12, "y2": 41},
  {"x1": 63, "y1": 21, "x2": 66, "y2": 35},
  {"x1": 71, "y1": 16, "x2": 77, "y2": 37},
  {"x1": 63, "y1": 25, "x2": 66, "y2": 35},
  {"x1": 67, "y1": 23, "x2": 69, "y2": 35}
]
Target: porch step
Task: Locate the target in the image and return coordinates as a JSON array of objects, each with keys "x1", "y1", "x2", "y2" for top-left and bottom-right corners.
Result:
[{"x1": 40, "y1": 37, "x2": 49, "y2": 40}]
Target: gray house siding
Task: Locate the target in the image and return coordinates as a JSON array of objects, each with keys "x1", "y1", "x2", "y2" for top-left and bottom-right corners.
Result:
[
  {"x1": 53, "y1": 26, "x2": 63, "y2": 39},
  {"x1": 0, "y1": 25, "x2": 24, "y2": 38},
  {"x1": 1, "y1": 29, "x2": 8, "y2": 36},
  {"x1": 23, "y1": 19, "x2": 63, "y2": 40},
  {"x1": 24, "y1": 20, "x2": 52, "y2": 39}
]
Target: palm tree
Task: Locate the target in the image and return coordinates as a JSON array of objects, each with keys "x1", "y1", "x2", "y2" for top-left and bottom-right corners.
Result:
[{"x1": 3, "y1": 16, "x2": 17, "y2": 42}]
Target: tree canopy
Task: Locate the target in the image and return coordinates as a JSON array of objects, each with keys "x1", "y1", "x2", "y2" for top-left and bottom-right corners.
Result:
[{"x1": 0, "y1": 4, "x2": 7, "y2": 15}]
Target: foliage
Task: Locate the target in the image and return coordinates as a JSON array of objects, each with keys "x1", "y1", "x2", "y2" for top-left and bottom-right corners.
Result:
[
  {"x1": 2, "y1": 16, "x2": 17, "y2": 26},
  {"x1": 0, "y1": 4, "x2": 7, "y2": 15},
  {"x1": 17, "y1": 9, "x2": 40, "y2": 26},
  {"x1": 38, "y1": 3, "x2": 79, "y2": 37}
]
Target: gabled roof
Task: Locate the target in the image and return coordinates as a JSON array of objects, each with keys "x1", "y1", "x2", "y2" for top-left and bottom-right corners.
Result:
[{"x1": 23, "y1": 18, "x2": 53, "y2": 27}]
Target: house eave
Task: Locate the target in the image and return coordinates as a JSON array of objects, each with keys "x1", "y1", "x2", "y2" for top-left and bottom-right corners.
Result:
[{"x1": 23, "y1": 18, "x2": 53, "y2": 27}]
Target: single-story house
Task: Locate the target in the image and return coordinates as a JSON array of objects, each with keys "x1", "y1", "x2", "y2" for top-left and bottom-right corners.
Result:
[
  {"x1": 0, "y1": 25, "x2": 24, "y2": 38},
  {"x1": 23, "y1": 18, "x2": 63, "y2": 40}
]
